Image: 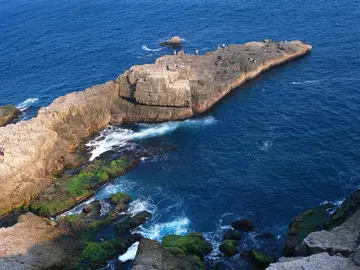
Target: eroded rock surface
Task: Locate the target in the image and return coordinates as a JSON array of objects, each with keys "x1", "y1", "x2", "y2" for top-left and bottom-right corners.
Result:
[
  {"x1": 267, "y1": 253, "x2": 357, "y2": 270},
  {"x1": 0, "y1": 105, "x2": 20, "y2": 127},
  {"x1": 0, "y1": 40, "x2": 311, "y2": 217}
]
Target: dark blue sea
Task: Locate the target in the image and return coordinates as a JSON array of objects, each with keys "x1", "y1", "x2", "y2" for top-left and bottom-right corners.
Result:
[{"x1": 1, "y1": 0, "x2": 360, "y2": 268}]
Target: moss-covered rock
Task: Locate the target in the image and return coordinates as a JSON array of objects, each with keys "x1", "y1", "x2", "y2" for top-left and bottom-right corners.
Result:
[
  {"x1": 223, "y1": 229, "x2": 241, "y2": 241},
  {"x1": 324, "y1": 189, "x2": 360, "y2": 230},
  {"x1": 250, "y1": 248, "x2": 276, "y2": 269},
  {"x1": 231, "y1": 218, "x2": 254, "y2": 231},
  {"x1": 116, "y1": 211, "x2": 151, "y2": 234},
  {"x1": 162, "y1": 232, "x2": 212, "y2": 258},
  {"x1": 109, "y1": 192, "x2": 131, "y2": 205},
  {"x1": 78, "y1": 237, "x2": 135, "y2": 269},
  {"x1": 0, "y1": 104, "x2": 20, "y2": 126},
  {"x1": 219, "y1": 239, "x2": 239, "y2": 257},
  {"x1": 30, "y1": 156, "x2": 135, "y2": 217},
  {"x1": 283, "y1": 204, "x2": 332, "y2": 257}
]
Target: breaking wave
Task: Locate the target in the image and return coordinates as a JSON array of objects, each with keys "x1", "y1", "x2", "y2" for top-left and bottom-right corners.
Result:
[
  {"x1": 118, "y1": 241, "x2": 139, "y2": 262},
  {"x1": 87, "y1": 116, "x2": 216, "y2": 160},
  {"x1": 16, "y1": 97, "x2": 39, "y2": 111},
  {"x1": 137, "y1": 217, "x2": 191, "y2": 241},
  {"x1": 141, "y1": 45, "x2": 163, "y2": 52}
]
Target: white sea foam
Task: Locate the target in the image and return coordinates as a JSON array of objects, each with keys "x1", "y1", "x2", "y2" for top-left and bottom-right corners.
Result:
[
  {"x1": 16, "y1": 97, "x2": 39, "y2": 111},
  {"x1": 291, "y1": 80, "x2": 319, "y2": 85},
  {"x1": 141, "y1": 45, "x2": 163, "y2": 52},
  {"x1": 118, "y1": 241, "x2": 139, "y2": 262},
  {"x1": 137, "y1": 217, "x2": 191, "y2": 241},
  {"x1": 259, "y1": 139, "x2": 273, "y2": 151},
  {"x1": 86, "y1": 116, "x2": 216, "y2": 160},
  {"x1": 127, "y1": 197, "x2": 158, "y2": 216}
]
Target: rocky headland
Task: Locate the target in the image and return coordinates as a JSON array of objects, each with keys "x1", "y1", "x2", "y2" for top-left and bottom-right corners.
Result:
[
  {"x1": 0, "y1": 39, "x2": 312, "y2": 269},
  {"x1": 0, "y1": 40, "x2": 311, "y2": 218}
]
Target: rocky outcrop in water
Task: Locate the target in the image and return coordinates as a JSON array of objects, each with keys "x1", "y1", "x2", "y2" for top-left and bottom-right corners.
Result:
[
  {"x1": 0, "y1": 105, "x2": 20, "y2": 127},
  {"x1": 0, "y1": 40, "x2": 311, "y2": 217},
  {"x1": 160, "y1": 36, "x2": 183, "y2": 47}
]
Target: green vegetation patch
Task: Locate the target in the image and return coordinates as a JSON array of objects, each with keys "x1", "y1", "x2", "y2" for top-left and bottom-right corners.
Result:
[
  {"x1": 219, "y1": 239, "x2": 239, "y2": 257},
  {"x1": 30, "y1": 156, "x2": 132, "y2": 217},
  {"x1": 162, "y1": 232, "x2": 212, "y2": 258}
]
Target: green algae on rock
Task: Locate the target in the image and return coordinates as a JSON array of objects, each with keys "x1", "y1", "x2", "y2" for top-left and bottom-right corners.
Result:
[
  {"x1": 110, "y1": 192, "x2": 131, "y2": 205},
  {"x1": 250, "y1": 248, "x2": 276, "y2": 269},
  {"x1": 283, "y1": 203, "x2": 333, "y2": 257},
  {"x1": 323, "y1": 189, "x2": 360, "y2": 230},
  {"x1": 162, "y1": 232, "x2": 212, "y2": 258},
  {"x1": 30, "y1": 156, "x2": 137, "y2": 217},
  {"x1": 219, "y1": 239, "x2": 239, "y2": 257}
]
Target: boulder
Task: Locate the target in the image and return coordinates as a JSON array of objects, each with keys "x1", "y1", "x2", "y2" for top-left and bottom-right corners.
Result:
[
  {"x1": 300, "y1": 208, "x2": 360, "y2": 257},
  {"x1": 223, "y1": 229, "x2": 241, "y2": 241},
  {"x1": 162, "y1": 232, "x2": 212, "y2": 258},
  {"x1": 267, "y1": 252, "x2": 357, "y2": 270},
  {"x1": 219, "y1": 240, "x2": 239, "y2": 257},
  {"x1": 160, "y1": 36, "x2": 183, "y2": 47},
  {"x1": 231, "y1": 218, "x2": 255, "y2": 231},
  {"x1": 0, "y1": 104, "x2": 20, "y2": 127},
  {"x1": 109, "y1": 192, "x2": 131, "y2": 205},
  {"x1": 283, "y1": 204, "x2": 331, "y2": 257},
  {"x1": 250, "y1": 248, "x2": 276, "y2": 269},
  {"x1": 324, "y1": 189, "x2": 360, "y2": 230},
  {"x1": 133, "y1": 238, "x2": 202, "y2": 270}
]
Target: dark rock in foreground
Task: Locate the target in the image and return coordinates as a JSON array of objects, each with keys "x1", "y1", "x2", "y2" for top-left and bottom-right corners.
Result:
[
  {"x1": 0, "y1": 104, "x2": 20, "y2": 127},
  {"x1": 283, "y1": 204, "x2": 332, "y2": 257},
  {"x1": 250, "y1": 248, "x2": 276, "y2": 269}
]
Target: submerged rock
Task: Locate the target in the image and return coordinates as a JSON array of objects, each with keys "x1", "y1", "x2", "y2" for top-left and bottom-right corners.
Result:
[
  {"x1": 223, "y1": 229, "x2": 241, "y2": 241},
  {"x1": 0, "y1": 104, "x2": 20, "y2": 127},
  {"x1": 231, "y1": 218, "x2": 255, "y2": 231},
  {"x1": 219, "y1": 239, "x2": 239, "y2": 257}
]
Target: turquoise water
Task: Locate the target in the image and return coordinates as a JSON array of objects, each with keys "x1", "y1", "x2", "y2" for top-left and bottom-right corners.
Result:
[{"x1": 2, "y1": 0, "x2": 360, "y2": 268}]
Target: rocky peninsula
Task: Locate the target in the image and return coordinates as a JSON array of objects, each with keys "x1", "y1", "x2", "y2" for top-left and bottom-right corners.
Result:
[
  {"x1": 0, "y1": 40, "x2": 313, "y2": 269},
  {"x1": 0, "y1": 40, "x2": 311, "y2": 218}
]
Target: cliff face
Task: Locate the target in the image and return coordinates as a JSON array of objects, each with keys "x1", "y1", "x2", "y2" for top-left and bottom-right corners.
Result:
[
  {"x1": 0, "y1": 40, "x2": 312, "y2": 216},
  {"x1": 111, "y1": 40, "x2": 312, "y2": 123}
]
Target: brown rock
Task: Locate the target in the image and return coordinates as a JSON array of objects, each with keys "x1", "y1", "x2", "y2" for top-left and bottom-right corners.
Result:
[
  {"x1": 160, "y1": 36, "x2": 183, "y2": 47},
  {"x1": 0, "y1": 105, "x2": 20, "y2": 127}
]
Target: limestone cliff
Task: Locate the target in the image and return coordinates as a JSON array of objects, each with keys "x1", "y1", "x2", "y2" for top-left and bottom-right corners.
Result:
[{"x1": 0, "y1": 40, "x2": 311, "y2": 217}]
